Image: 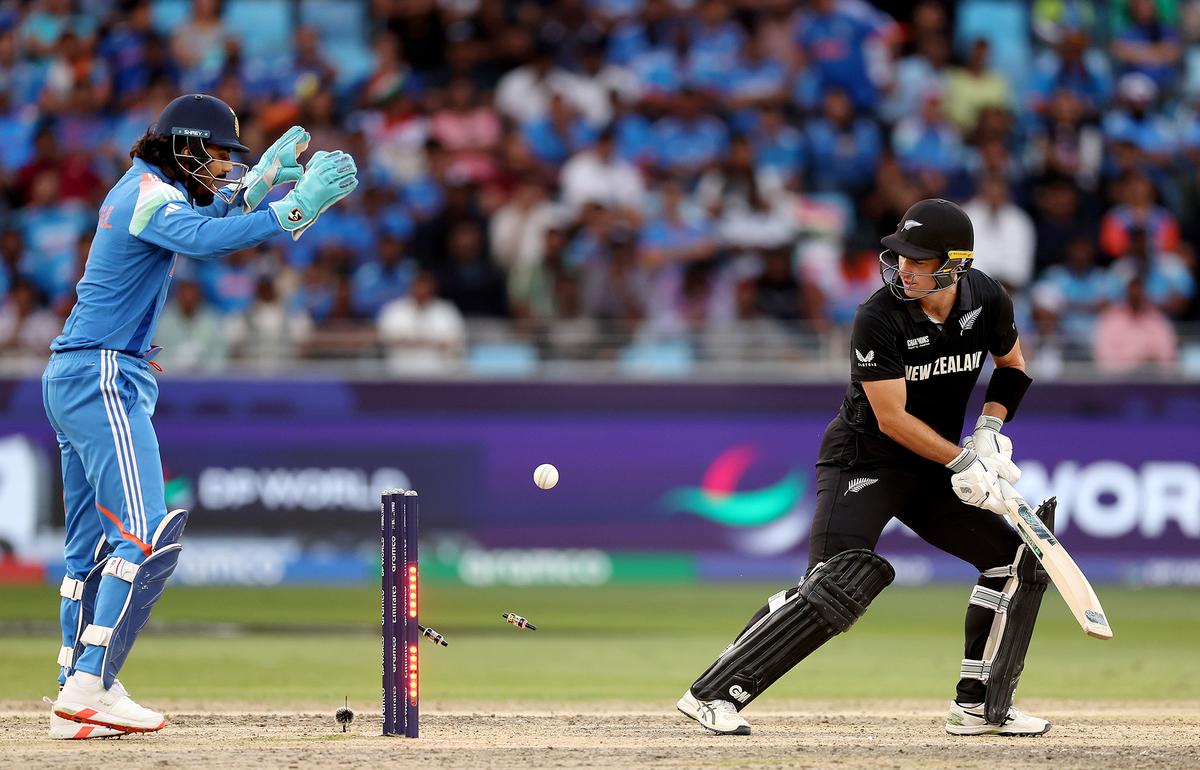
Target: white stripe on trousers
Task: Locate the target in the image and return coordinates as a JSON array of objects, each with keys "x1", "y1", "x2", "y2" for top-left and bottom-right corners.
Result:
[
  {"x1": 109, "y1": 351, "x2": 147, "y2": 541},
  {"x1": 98, "y1": 351, "x2": 145, "y2": 541}
]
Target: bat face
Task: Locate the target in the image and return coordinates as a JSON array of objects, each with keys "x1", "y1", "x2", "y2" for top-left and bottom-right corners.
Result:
[{"x1": 999, "y1": 480, "x2": 1114, "y2": 641}]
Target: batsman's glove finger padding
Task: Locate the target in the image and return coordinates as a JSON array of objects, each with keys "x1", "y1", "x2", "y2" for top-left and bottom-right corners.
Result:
[
  {"x1": 242, "y1": 125, "x2": 311, "y2": 212},
  {"x1": 947, "y1": 447, "x2": 1007, "y2": 514},
  {"x1": 268, "y1": 150, "x2": 358, "y2": 240},
  {"x1": 971, "y1": 415, "x2": 1020, "y2": 483}
]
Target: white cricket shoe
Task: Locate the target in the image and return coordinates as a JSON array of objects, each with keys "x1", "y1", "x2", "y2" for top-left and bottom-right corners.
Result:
[
  {"x1": 677, "y1": 689, "x2": 751, "y2": 735},
  {"x1": 945, "y1": 700, "x2": 1050, "y2": 736},
  {"x1": 52, "y1": 674, "x2": 166, "y2": 733},
  {"x1": 48, "y1": 710, "x2": 127, "y2": 739}
]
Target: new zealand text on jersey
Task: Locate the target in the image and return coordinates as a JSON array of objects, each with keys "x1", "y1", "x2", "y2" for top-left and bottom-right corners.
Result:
[{"x1": 905, "y1": 351, "x2": 985, "y2": 382}]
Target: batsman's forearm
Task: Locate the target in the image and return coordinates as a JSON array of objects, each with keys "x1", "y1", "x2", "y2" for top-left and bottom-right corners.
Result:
[{"x1": 877, "y1": 411, "x2": 962, "y2": 466}]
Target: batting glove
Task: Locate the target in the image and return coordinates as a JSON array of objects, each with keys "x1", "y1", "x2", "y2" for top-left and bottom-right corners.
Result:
[
  {"x1": 970, "y1": 415, "x2": 1020, "y2": 483},
  {"x1": 242, "y1": 125, "x2": 311, "y2": 212},
  {"x1": 947, "y1": 447, "x2": 1007, "y2": 515},
  {"x1": 268, "y1": 150, "x2": 358, "y2": 241}
]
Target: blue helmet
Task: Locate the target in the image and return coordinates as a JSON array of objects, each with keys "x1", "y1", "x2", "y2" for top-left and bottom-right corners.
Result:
[
  {"x1": 152, "y1": 93, "x2": 250, "y2": 153},
  {"x1": 152, "y1": 94, "x2": 250, "y2": 204}
]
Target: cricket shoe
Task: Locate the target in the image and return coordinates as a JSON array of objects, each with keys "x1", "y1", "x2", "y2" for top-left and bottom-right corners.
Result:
[
  {"x1": 48, "y1": 710, "x2": 128, "y2": 739},
  {"x1": 52, "y1": 674, "x2": 166, "y2": 733},
  {"x1": 676, "y1": 690, "x2": 751, "y2": 735},
  {"x1": 945, "y1": 700, "x2": 1050, "y2": 736}
]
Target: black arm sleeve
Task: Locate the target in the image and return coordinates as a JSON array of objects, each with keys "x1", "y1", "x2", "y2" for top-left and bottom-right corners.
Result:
[{"x1": 849, "y1": 308, "x2": 905, "y2": 381}]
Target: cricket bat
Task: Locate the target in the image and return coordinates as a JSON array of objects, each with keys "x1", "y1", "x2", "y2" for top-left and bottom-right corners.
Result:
[{"x1": 995, "y1": 478, "x2": 1114, "y2": 640}]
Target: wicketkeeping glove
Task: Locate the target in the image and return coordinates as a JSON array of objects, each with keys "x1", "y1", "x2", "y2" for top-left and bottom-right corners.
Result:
[
  {"x1": 947, "y1": 447, "x2": 1007, "y2": 515},
  {"x1": 970, "y1": 415, "x2": 1020, "y2": 483},
  {"x1": 242, "y1": 125, "x2": 311, "y2": 212},
  {"x1": 268, "y1": 150, "x2": 358, "y2": 240}
]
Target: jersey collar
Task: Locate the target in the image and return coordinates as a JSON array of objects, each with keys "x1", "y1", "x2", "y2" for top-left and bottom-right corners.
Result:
[
  {"x1": 132, "y1": 158, "x2": 190, "y2": 200},
  {"x1": 898, "y1": 270, "x2": 977, "y2": 326}
]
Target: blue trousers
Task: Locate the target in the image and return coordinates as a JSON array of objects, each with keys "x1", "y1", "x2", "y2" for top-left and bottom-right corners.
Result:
[{"x1": 42, "y1": 349, "x2": 167, "y2": 681}]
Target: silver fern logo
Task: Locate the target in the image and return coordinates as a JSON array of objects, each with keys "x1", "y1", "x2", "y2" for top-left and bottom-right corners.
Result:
[
  {"x1": 959, "y1": 307, "x2": 983, "y2": 332},
  {"x1": 846, "y1": 477, "x2": 879, "y2": 494}
]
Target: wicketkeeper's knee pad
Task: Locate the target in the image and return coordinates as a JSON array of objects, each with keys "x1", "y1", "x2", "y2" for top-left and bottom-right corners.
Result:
[
  {"x1": 961, "y1": 498, "x2": 1055, "y2": 724},
  {"x1": 77, "y1": 509, "x2": 188, "y2": 688},
  {"x1": 690, "y1": 549, "x2": 894, "y2": 709}
]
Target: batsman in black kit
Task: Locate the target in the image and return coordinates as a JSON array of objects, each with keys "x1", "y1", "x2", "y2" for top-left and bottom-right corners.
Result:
[{"x1": 677, "y1": 199, "x2": 1054, "y2": 737}]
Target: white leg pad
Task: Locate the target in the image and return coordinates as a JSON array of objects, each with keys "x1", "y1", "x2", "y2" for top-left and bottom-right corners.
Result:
[
  {"x1": 102, "y1": 558, "x2": 139, "y2": 583},
  {"x1": 60, "y1": 577, "x2": 85, "y2": 600},
  {"x1": 80, "y1": 624, "x2": 113, "y2": 647},
  {"x1": 57, "y1": 645, "x2": 75, "y2": 667}
]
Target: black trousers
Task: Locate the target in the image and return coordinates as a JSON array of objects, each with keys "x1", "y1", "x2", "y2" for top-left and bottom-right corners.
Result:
[{"x1": 809, "y1": 462, "x2": 1024, "y2": 703}]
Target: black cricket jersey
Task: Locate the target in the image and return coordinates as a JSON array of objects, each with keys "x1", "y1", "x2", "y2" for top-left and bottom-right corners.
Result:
[{"x1": 818, "y1": 269, "x2": 1018, "y2": 469}]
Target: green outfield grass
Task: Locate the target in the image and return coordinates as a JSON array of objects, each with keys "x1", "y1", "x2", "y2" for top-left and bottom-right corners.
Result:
[{"x1": 1, "y1": 584, "x2": 1196, "y2": 706}]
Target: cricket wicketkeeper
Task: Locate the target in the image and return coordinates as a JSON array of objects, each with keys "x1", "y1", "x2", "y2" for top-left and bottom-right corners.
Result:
[
  {"x1": 43, "y1": 94, "x2": 357, "y2": 738},
  {"x1": 677, "y1": 198, "x2": 1051, "y2": 737}
]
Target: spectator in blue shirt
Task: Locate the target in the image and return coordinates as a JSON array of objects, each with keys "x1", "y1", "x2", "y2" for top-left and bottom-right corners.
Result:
[
  {"x1": 1029, "y1": 28, "x2": 1111, "y2": 118},
  {"x1": 687, "y1": 0, "x2": 745, "y2": 93},
  {"x1": 1112, "y1": 0, "x2": 1181, "y2": 92},
  {"x1": 18, "y1": 170, "x2": 89, "y2": 307},
  {"x1": 751, "y1": 106, "x2": 805, "y2": 186},
  {"x1": 1102, "y1": 73, "x2": 1176, "y2": 167},
  {"x1": 612, "y1": 95, "x2": 657, "y2": 167},
  {"x1": 723, "y1": 34, "x2": 788, "y2": 133},
  {"x1": 1032, "y1": 233, "x2": 1110, "y2": 353},
  {"x1": 805, "y1": 85, "x2": 882, "y2": 196},
  {"x1": 652, "y1": 87, "x2": 730, "y2": 177},
  {"x1": 352, "y1": 233, "x2": 415, "y2": 318},
  {"x1": 195, "y1": 248, "x2": 262, "y2": 315},
  {"x1": 521, "y1": 94, "x2": 597, "y2": 169},
  {"x1": 98, "y1": 1, "x2": 166, "y2": 107},
  {"x1": 1109, "y1": 225, "x2": 1195, "y2": 318},
  {"x1": 880, "y1": 30, "x2": 950, "y2": 125},
  {"x1": 628, "y1": 23, "x2": 688, "y2": 102},
  {"x1": 892, "y1": 85, "x2": 963, "y2": 177},
  {"x1": 292, "y1": 251, "x2": 340, "y2": 322},
  {"x1": 608, "y1": 0, "x2": 678, "y2": 66},
  {"x1": 794, "y1": 0, "x2": 892, "y2": 111},
  {"x1": 638, "y1": 180, "x2": 718, "y2": 269}
]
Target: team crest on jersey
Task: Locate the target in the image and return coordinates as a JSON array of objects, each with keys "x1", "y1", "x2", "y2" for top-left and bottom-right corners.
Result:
[
  {"x1": 959, "y1": 307, "x2": 983, "y2": 332},
  {"x1": 855, "y1": 349, "x2": 875, "y2": 366}
]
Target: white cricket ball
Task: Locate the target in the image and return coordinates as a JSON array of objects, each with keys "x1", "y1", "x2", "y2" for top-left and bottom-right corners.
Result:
[{"x1": 533, "y1": 463, "x2": 559, "y2": 490}]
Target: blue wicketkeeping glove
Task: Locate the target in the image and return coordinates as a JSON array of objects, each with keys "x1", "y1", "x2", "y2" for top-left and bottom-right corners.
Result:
[
  {"x1": 242, "y1": 125, "x2": 311, "y2": 212},
  {"x1": 268, "y1": 150, "x2": 358, "y2": 240}
]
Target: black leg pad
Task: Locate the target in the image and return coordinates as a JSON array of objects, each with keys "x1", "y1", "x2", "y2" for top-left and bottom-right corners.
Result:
[{"x1": 690, "y1": 549, "x2": 894, "y2": 709}]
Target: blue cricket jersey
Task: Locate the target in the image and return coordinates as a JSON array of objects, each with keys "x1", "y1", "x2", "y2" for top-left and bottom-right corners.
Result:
[{"x1": 52, "y1": 158, "x2": 283, "y2": 356}]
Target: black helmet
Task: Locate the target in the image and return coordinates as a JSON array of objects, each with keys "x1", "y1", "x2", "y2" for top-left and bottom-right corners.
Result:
[
  {"x1": 152, "y1": 93, "x2": 250, "y2": 153},
  {"x1": 879, "y1": 198, "x2": 974, "y2": 300},
  {"x1": 152, "y1": 94, "x2": 250, "y2": 204}
]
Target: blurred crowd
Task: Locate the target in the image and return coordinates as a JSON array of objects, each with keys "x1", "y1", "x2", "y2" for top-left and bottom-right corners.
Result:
[{"x1": 1, "y1": 0, "x2": 1199, "y2": 376}]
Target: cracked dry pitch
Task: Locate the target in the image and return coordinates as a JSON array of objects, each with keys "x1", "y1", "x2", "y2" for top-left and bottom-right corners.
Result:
[{"x1": 1, "y1": 701, "x2": 1198, "y2": 769}]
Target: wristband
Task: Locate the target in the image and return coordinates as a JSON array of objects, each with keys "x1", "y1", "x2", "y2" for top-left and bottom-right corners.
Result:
[{"x1": 984, "y1": 367, "x2": 1032, "y2": 421}]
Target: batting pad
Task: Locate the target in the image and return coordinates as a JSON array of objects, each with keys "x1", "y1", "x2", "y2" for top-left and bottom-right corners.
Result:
[
  {"x1": 78, "y1": 509, "x2": 189, "y2": 689},
  {"x1": 690, "y1": 549, "x2": 895, "y2": 709},
  {"x1": 960, "y1": 499, "x2": 1055, "y2": 724}
]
